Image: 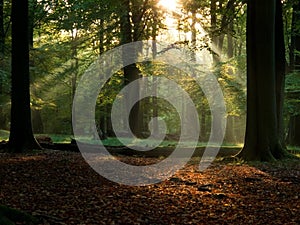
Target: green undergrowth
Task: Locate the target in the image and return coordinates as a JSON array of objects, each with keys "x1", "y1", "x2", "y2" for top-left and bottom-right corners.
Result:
[
  {"x1": 0, "y1": 130, "x2": 9, "y2": 141},
  {"x1": 288, "y1": 145, "x2": 300, "y2": 155},
  {"x1": 0, "y1": 130, "x2": 244, "y2": 148}
]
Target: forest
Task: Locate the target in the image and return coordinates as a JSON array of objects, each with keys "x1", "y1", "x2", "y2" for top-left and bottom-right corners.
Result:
[{"x1": 0, "y1": 0, "x2": 299, "y2": 224}]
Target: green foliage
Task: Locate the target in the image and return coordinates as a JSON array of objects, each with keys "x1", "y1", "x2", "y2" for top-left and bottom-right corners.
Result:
[
  {"x1": 0, "y1": 0, "x2": 284, "y2": 147},
  {"x1": 0, "y1": 130, "x2": 9, "y2": 140},
  {"x1": 214, "y1": 57, "x2": 246, "y2": 116}
]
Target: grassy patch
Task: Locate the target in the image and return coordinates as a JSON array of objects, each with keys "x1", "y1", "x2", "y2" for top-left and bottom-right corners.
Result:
[
  {"x1": 287, "y1": 145, "x2": 300, "y2": 154},
  {"x1": 0, "y1": 130, "x2": 245, "y2": 149},
  {"x1": 0, "y1": 130, "x2": 9, "y2": 141}
]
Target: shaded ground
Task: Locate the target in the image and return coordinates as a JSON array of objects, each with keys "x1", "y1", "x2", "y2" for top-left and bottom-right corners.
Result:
[{"x1": 0, "y1": 150, "x2": 299, "y2": 224}]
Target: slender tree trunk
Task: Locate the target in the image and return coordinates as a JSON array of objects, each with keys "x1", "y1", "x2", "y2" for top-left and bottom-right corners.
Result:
[
  {"x1": 0, "y1": 0, "x2": 4, "y2": 129},
  {"x1": 98, "y1": 19, "x2": 107, "y2": 138},
  {"x1": 225, "y1": 115, "x2": 236, "y2": 143},
  {"x1": 151, "y1": 35, "x2": 159, "y2": 136},
  {"x1": 32, "y1": 109, "x2": 44, "y2": 133},
  {"x1": 9, "y1": 0, "x2": 41, "y2": 152},
  {"x1": 185, "y1": 10, "x2": 199, "y2": 139},
  {"x1": 0, "y1": 0, "x2": 4, "y2": 55},
  {"x1": 236, "y1": 22, "x2": 244, "y2": 57},
  {"x1": 70, "y1": 31, "x2": 78, "y2": 102},
  {"x1": 99, "y1": 112, "x2": 107, "y2": 137},
  {"x1": 218, "y1": 34, "x2": 225, "y2": 54},
  {"x1": 237, "y1": 0, "x2": 282, "y2": 161},
  {"x1": 286, "y1": 115, "x2": 300, "y2": 146},
  {"x1": 191, "y1": 10, "x2": 197, "y2": 62},
  {"x1": 199, "y1": 109, "x2": 206, "y2": 141},
  {"x1": 227, "y1": 22, "x2": 234, "y2": 58},
  {"x1": 106, "y1": 104, "x2": 114, "y2": 137},
  {"x1": 210, "y1": 0, "x2": 219, "y2": 64}
]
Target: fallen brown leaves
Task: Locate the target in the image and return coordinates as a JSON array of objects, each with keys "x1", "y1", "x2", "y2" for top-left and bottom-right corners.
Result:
[{"x1": 0, "y1": 150, "x2": 299, "y2": 225}]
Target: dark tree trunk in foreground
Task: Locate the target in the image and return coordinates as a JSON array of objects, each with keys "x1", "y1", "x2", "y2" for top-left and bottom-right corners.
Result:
[
  {"x1": 236, "y1": 0, "x2": 288, "y2": 161},
  {"x1": 8, "y1": 0, "x2": 41, "y2": 152}
]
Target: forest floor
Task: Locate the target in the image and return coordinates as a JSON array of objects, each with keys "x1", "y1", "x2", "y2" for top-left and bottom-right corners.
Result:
[{"x1": 0, "y1": 149, "x2": 299, "y2": 225}]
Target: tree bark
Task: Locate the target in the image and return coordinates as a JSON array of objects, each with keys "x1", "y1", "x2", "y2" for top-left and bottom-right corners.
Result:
[
  {"x1": 151, "y1": 36, "x2": 159, "y2": 136},
  {"x1": 8, "y1": 0, "x2": 41, "y2": 152},
  {"x1": 227, "y1": 22, "x2": 234, "y2": 58},
  {"x1": 28, "y1": 0, "x2": 36, "y2": 48},
  {"x1": 0, "y1": 0, "x2": 4, "y2": 129},
  {"x1": 236, "y1": 0, "x2": 283, "y2": 161},
  {"x1": 286, "y1": 115, "x2": 300, "y2": 146},
  {"x1": 199, "y1": 108, "x2": 206, "y2": 141},
  {"x1": 120, "y1": 0, "x2": 142, "y2": 137},
  {"x1": 210, "y1": 0, "x2": 219, "y2": 64},
  {"x1": 225, "y1": 115, "x2": 236, "y2": 143},
  {"x1": 274, "y1": 0, "x2": 288, "y2": 157},
  {"x1": 98, "y1": 19, "x2": 107, "y2": 137},
  {"x1": 191, "y1": 10, "x2": 197, "y2": 62},
  {"x1": 32, "y1": 109, "x2": 44, "y2": 134},
  {"x1": 0, "y1": 0, "x2": 4, "y2": 55}
]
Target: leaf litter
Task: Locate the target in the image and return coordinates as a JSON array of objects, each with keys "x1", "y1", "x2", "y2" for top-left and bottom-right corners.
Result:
[{"x1": 0, "y1": 150, "x2": 299, "y2": 224}]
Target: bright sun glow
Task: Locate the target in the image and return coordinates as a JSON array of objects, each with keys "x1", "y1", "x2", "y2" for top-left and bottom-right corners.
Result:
[{"x1": 159, "y1": 0, "x2": 178, "y2": 12}]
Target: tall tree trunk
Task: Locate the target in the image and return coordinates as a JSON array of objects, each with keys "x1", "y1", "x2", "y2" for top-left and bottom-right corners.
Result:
[
  {"x1": 28, "y1": 0, "x2": 44, "y2": 135},
  {"x1": 98, "y1": 19, "x2": 107, "y2": 138},
  {"x1": 151, "y1": 34, "x2": 159, "y2": 136},
  {"x1": 0, "y1": 0, "x2": 4, "y2": 129},
  {"x1": 227, "y1": 22, "x2": 234, "y2": 58},
  {"x1": 28, "y1": 0, "x2": 36, "y2": 48},
  {"x1": 286, "y1": 115, "x2": 300, "y2": 146},
  {"x1": 218, "y1": 34, "x2": 225, "y2": 54},
  {"x1": 0, "y1": 0, "x2": 4, "y2": 55},
  {"x1": 191, "y1": 10, "x2": 197, "y2": 62},
  {"x1": 225, "y1": 115, "x2": 236, "y2": 143},
  {"x1": 289, "y1": 1, "x2": 300, "y2": 71},
  {"x1": 70, "y1": 31, "x2": 78, "y2": 102},
  {"x1": 210, "y1": 0, "x2": 219, "y2": 64},
  {"x1": 120, "y1": 0, "x2": 141, "y2": 137},
  {"x1": 199, "y1": 108, "x2": 206, "y2": 141},
  {"x1": 9, "y1": 0, "x2": 41, "y2": 152},
  {"x1": 184, "y1": 10, "x2": 199, "y2": 139},
  {"x1": 274, "y1": 0, "x2": 288, "y2": 156},
  {"x1": 32, "y1": 109, "x2": 44, "y2": 133},
  {"x1": 237, "y1": 0, "x2": 283, "y2": 161}
]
